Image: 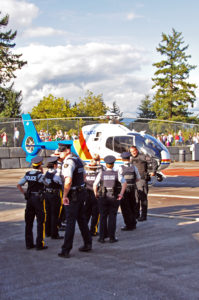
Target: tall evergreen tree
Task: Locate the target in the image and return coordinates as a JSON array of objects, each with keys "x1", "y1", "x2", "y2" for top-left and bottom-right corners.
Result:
[
  {"x1": 0, "y1": 12, "x2": 27, "y2": 117},
  {"x1": 0, "y1": 12, "x2": 27, "y2": 85},
  {"x1": 109, "y1": 101, "x2": 123, "y2": 117},
  {"x1": 152, "y1": 28, "x2": 197, "y2": 121},
  {"x1": 137, "y1": 95, "x2": 156, "y2": 119}
]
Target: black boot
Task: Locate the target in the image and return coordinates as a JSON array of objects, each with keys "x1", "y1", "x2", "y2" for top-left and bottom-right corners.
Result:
[
  {"x1": 138, "y1": 215, "x2": 147, "y2": 222},
  {"x1": 79, "y1": 244, "x2": 92, "y2": 252}
]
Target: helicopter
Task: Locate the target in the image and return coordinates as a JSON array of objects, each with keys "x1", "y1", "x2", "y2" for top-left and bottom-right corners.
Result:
[{"x1": 21, "y1": 114, "x2": 171, "y2": 181}]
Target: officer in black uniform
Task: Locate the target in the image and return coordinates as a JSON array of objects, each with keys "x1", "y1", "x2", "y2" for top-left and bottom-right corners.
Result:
[
  {"x1": 130, "y1": 146, "x2": 158, "y2": 221},
  {"x1": 57, "y1": 143, "x2": 92, "y2": 258},
  {"x1": 84, "y1": 159, "x2": 100, "y2": 236},
  {"x1": 44, "y1": 156, "x2": 63, "y2": 239},
  {"x1": 93, "y1": 155, "x2": 127, "y2": 243},
  {"x1": 17, "y1": 156, "x2": 47, "y2": 250},
  {"x1": 118, "y1": 152, "x2": 141, "y2": 231}
]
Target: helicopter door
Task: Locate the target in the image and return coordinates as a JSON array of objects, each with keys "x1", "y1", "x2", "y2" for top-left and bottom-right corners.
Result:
[{"x1": 105, "y1": 136, "x2": 135, "y2": 154}]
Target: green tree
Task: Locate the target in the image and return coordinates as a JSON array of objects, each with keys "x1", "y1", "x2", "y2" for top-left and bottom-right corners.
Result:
[
  {"x1": 31, "y1": 94, "x2": 75, "y2": 119},
  {"x1": 108, "y1": 101, "x2": 123, "y2": 117},
  {"x1": 136, "y1": 95, "x2": 156, "y2": 120},
  {"x1": 76, "y1": 90, "x2": 107, "y2": 117},
  {"x1": 0, "y1": 84, "x2": 22, "y2": 117},
  {"x1": 152, "y1": 28, "x2": 197, "y2": 122},
  {"x1": 0, "y1": 12, "x2": 27, "y2": 85},
  {"x1": 31, "y1": 94, "x2": 77, "y2": 134}
]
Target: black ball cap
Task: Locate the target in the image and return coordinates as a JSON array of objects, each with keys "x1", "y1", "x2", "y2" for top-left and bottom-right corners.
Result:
[
  {"x1": 121, "y1": 152, "x2": 131, "y2": 159},
  {"x1": 31, "y1": 156, "x2": 43, "y2": 166},
  {"x1": 47, "y1": 156, "x2": 58, "y2": 164},
  {"x1": 58, "y1": 143, "x2": 71, "y2": 152},
  {"x1": 104, "y1": 155, "x2": 116, "y2": 164}
]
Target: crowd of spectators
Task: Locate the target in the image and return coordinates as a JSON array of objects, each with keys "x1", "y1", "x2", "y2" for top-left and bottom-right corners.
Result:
[
  {"x1": 38, "y1": 129, "x2": 78, "y2": 142},
  {"x1": 156, "y1": 130, "x2": 199, "y2": 146}
]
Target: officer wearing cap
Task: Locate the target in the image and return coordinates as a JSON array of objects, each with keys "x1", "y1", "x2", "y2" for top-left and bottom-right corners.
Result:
[
  {"x1": 44, "y1": 156, "x2": 63, "y2": 239},
  {"x1": 57, "y1": 143, "x2": 92, "y2": 258},
  {"x1": 130, "y1": 146, "x2": 158, "y2": 221},
  {"x1": 93, "y1": 155, "x2": 127, "y2": 243},
  {"x1": 84, "y1": 159, "x2": 101, "y2": 236},
  {"x1": 17, "y1": 156, "x2": 47, "y2": 250},
  {"x1": 119, "y1": 152, "x2": 141, "y2": 231}
]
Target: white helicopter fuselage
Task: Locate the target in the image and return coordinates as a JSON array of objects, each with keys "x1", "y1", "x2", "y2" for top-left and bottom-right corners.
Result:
[{"x1": 81, "y1": 123, "x2": 171, "y2": 171}]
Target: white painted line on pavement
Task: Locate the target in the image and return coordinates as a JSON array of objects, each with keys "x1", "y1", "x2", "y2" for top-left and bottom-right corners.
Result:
[
  {"x1": 0, "y1": 202, "x2": 25, "y2": 206},
  {"x1": 149, "y1": 193, "x2": 199, "y2": 199},
  {"x1": 148, "y1": 213, "x2": 199, "y2": 222}
]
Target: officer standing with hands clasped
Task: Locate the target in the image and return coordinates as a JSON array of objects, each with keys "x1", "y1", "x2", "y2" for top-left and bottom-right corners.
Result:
[
  {"x1": 57, "y1": 143, "x2": 92, "y2": 258},
  {"x1": 130, "y1": 146, "x2": 158, "y2": 221},
  {"x1": 84, "y1": 159, "x2": 100, "y2": 236},
  {"x1": 17, "y1": 156, "x2": 48, "y2": 250},
  {"x1": 93, "y1": 155, "x2": 127, "y2": 243},
  {"x1": 44, "y1": 156, "x2": 63, "y2": 239},
  {"x1": 119, "y1": 152, "x2": 141, "y2": 231}
]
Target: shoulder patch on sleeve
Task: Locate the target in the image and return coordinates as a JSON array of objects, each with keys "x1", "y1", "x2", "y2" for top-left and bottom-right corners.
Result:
[{"x1": 64, "y1": 164, "x2": 69, "y2": 168}]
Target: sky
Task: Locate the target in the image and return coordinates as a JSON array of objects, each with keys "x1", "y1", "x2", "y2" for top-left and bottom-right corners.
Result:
[{"x1": 1, "y1": 0, "x2": 199, "y2": 117}]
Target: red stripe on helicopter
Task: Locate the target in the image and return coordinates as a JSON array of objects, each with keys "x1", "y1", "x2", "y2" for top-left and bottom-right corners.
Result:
[{"x1": 79, "y1": 130, "x2": 92, "y2": 159}]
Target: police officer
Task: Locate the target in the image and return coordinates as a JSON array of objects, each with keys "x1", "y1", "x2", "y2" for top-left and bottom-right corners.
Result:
[
  {"x1": 51, "y1": 152, "x2": 66, "y2": 232},
  {"x1": 17, "y1": 156, "x2": 47, "y2": 250},
  {"x1": 84, "y1": 159, "x2": 100, "y2": 236},
  {"x1": 44, "y1": 156, "x2": 63, "y2": 239},
  {"x1": 119, "y1": 152, "x2": 141, "y2": 231},
  {"x1": 57, "y1": 143, "x2": 92, "y2": 258},
  {"x1": 130, "y1": 146, "x2": 158, "y2": 221},
  {"x1": 93, "y1": 155, "x2": 127, "y2": 243}
]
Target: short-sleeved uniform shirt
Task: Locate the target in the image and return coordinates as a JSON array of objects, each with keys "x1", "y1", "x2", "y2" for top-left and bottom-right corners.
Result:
[
  {"x1": 18, "y1": 170, "x2": 44, "y2": 186},
  {"x1": 44, "y1": 168, "x2": 63, "y2": 186},
  {"x1": 94, "y1": 167, "x2": 126, "y2": 187},
  {"x1": 61, "y1": 154, "x2": 86, "y2": 179},
  {"x1": 118, "y1": 162, "x2": 141, "y2": 181}
]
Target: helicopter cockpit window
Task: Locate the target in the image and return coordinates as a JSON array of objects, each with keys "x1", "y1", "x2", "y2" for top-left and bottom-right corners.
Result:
[
  {"x1": 146, "y1": 135, "x2": 166, "y2": 151},
  {"x1": 134, "y1": 134, "x2": 161, "y2": 157}
]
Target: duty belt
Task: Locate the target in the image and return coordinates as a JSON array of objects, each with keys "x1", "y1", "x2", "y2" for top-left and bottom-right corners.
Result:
[
  {"x1": 70, "y1": 184, "x2": 85, "y2": 191},
  {"x1": 30, "y1": 192, "x2": 42, "y2": 195},
  {"x1": 45, "y1": 188, "x2": 59, "y2": 193}
]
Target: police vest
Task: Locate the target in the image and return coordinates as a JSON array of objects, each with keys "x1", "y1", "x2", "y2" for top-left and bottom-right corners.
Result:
[
  {"x1": 69, "y1": 157, "x2": 85, "y2": 188},
  {"x1": 44, "y1": 171, "x2": 61, "y2": 190},
  {"x1": 120, "y1": 164, "x2": 136, "y2": 188},
  {"x1": 131, "y1": 154, "x2": 148, "y2": 179},
  {"x1": 85, "y1": 171, "x2": 98, "y2": 191},
  {"x1": 100, "y1": 169, "x2": 120, "y2": 198},
  {"x1": 25, "y1": 171, "x2": 44, "y2": 192}
]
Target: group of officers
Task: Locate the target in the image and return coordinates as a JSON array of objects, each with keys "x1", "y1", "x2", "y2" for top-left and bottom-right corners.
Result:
[{"x1": 17, "y1": 143, "x2": 158, "y2": 258}]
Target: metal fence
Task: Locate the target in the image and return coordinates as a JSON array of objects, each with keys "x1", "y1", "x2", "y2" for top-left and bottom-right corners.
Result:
[{"x1": 0, "y1": 116, "x2": 199, "y2": 147}]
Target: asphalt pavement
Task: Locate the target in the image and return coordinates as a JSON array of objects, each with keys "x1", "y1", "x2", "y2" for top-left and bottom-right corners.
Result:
[{"x1": 0, "y1": 165, "x2": 199, "y2": 300}]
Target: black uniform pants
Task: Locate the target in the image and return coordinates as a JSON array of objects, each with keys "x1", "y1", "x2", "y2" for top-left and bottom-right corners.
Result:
[
  {"x1": 84, "y1": 190, "x2": 99, "y2": 234},
  {"x1": 136, "y1": 179, "x2": 148, "y2": 217},
  {"x1": 61, "y1": 190, "x2": 92, "y2": 253},
  {"x1": 120, "y1": 188, "x2": 136, "y2": 228},
  {"x1": 98, "y1": 197, "x2": 120, "y2": 239},
  {"x1": 45, "y1": 192, "x2": 61, "y2": 238},
  {"x1": 25, "y1": 195, "x2": 46, "y2": 248}
]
